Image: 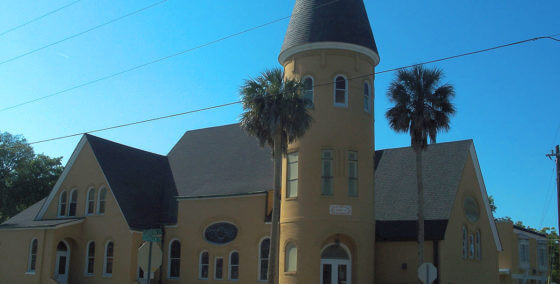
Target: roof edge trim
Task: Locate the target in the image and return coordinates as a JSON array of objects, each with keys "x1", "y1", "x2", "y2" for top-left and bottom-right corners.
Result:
[
  {"x1": 0, "y1": 218, "x2": 84, "y2": 231},
  {"x1": 278, "y1": 42, "x2": 380, "y2": 66},
  {"x1": 469, "y1": 143, "x2": 503, "y2": 252},
  {"x1": 35, "y1": 136, "x2": 88, "y2": 220},
  {"x1": 177, "y1": 190, "x2": 268, "y2": 200}
]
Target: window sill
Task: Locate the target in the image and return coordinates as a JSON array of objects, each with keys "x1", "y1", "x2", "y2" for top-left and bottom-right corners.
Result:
[
  {"x1": 285, "y1": 197, "x2": 298, "y2": 201},
  {"x1": 284, "y1": 271, "x2": 297, "y2": 276},
  {"x1": 24, "y1": 271, "x2": 35, "y2": 275},
  {"x1": 84, "y1": 273, "x2": 94, "y2": 277},
  {"x1": 103, "y1": 274, "x2": 112, "y2": 278},
  {"x1": 167, "y1": 277, "x2": 180, "y2": 280},
  {"x1": 333, "y1": 104, "x2": 348, "y2": 108}
]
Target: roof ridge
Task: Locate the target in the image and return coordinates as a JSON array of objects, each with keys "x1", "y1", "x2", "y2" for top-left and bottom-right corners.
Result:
[{"x1": 85, "y1": 133, "x2": 167, "y2": 158}]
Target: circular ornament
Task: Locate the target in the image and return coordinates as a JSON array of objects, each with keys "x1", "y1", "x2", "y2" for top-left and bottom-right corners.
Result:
[
  {"x1": 204, "y1": 222, "x2": 238, "y2": 244},
  {"x1": 463, "y1": 196, "x2": 480, "y2": 223}
]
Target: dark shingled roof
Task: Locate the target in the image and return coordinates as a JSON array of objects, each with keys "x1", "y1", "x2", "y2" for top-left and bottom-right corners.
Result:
[
  {"x1": 86, "y1": 134, "x2": 178, "y2": 230},
  {"x1": 168, "y1": 124, "x2": 273, "y2": 197},
  {"x1": 0, "y1": 199, "x2": 82, "y2": 229},
  {"x1": 280, "y1": 0, "x2": 378, "y2": 55}
]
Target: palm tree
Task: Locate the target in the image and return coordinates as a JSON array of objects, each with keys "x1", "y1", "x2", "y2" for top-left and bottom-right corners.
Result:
[
  {"x1": 385, "y1": 65, "x2": 456, "y2": 271},
  {"x1": 240, "y1": 68, "x2": 312, "y2": 284}
]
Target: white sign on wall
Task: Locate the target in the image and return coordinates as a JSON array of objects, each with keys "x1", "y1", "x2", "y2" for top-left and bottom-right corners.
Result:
[{"x1": 329, "y1": 205, "x2": 352, "y2": 216}]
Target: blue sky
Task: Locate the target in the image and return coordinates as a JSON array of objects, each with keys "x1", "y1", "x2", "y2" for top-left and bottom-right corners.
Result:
[{"x1": 0, "y1": 0, "x2": 559, "y2": 230}]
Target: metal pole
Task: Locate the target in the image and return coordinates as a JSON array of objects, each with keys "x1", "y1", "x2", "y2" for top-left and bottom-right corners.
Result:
[{"x1": 147, "y1": 241, "x2": 153, "y2": 284}]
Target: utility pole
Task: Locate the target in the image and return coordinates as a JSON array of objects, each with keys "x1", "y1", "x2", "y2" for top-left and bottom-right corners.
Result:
[{"x1": 546, "y1": 145, "x2": 560, "y2": 256}]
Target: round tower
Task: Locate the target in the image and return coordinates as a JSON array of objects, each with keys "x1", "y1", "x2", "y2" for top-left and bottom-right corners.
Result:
[{"x1": 278, "y1": 0, "x2": 380, "y2": 283}]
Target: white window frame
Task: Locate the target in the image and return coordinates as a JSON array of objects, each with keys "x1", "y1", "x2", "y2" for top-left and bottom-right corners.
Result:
[
  {"x1": 333, "y1": 75, "x2": 348, "y2": 107},
  {"x1": 285, "y1": 242, "x2": 297, "y2": 273},
  {"x1": 537, "y1": 241, "x2": 548, "y2": 271},
  {"x1": 518, "y1": 238, "x2": 530, "y2": 269},
  {"x1": 85, "y1": 187, "x2": 95, "y2": 215},
  {"x1": 199, "y1": 251, "x2": 209, "y2": 280},
  {"x1": 363, "y1": 81, "x2": 371, "y2": 113},
  {"x1": 84, "y1": 241, "x2": 95, "y2": 276},
  {"x1": 68, "y1": 189, "x2": 78, "y2": 217},
  {"x1": 462, "y1": 226, "x2": 467, "y2": 259},
  {"x1": 103, "y1": 241, "x2": 114, "y2": 277},
  {"x1": 258, "y1": 237, "x2": 270, "y2": 281},
  {"x1": 348, "y1": 151, "x2": 358, "y2": 197},
  {"x1": 27, "y1": 238, "x2": 38, "y2": 274},
  {"x1": 229, "y1": 251, "x2": 239, "y2": 281},
  {"x1": 214, "y1": 256, "x2": 224, "y2": 280},
  {"x1": 321, "y1": 150, "x2": 334, "y2": 195},
  {"x1": 302, "y1": 76, "x2": 314, "y2": 107},
  {"x1": 167, "y1": 239, "x2": 181, "y2": 279},
  {"x1": 57, "y1": 191, "x2": 67, "y2": 217},
  {"x1": 286, "y1": 152, "x2": 299, "y2": 198},
  {"x1": 97, "y1": 187, "x2": 107, "y2": 215}
]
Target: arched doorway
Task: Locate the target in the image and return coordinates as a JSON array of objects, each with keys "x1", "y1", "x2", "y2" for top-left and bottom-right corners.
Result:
[
  {"x1": 320, "y1": 243, "x2": 351, "y2": 284},
  {"x1": 54, "y1": 241, "x2": 70, "y2": 284}
]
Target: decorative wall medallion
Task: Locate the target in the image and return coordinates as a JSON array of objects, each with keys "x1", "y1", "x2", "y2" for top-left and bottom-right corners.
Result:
[
  {"x1": 204, "y1": 222, "x2": 238, "y2": 244},
  {"x1": 463, "y1": 196, "x2": 480, "y2": 223},
  {"x1": 329, "y1": 205, "x2": 352, "y2": 216}
]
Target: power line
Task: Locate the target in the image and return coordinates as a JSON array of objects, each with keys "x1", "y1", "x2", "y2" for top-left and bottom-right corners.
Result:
[
  {"x1": 0, "y1": 0, "x2": 168, "y2": 66},
  {"x1": 27, "y1": 33, "x2": 560, "y2": 145},
  {"x1": 0, "y1": 0, "x2": 82, "y2": 37},
  {"x1": 539, "y1": 166, "x2": 556, "y2": 228},
  {"x1": 0, "y1": 0, "x2": 339, "y2": 113}
]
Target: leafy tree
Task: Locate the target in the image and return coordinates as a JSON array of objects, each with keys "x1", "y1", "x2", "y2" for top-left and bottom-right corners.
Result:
[
  {"x1": 488, "y1": 195, "x2": 497, "y2": 213},
  {"x1": 0, "y1": 132, "x2": 63, "y2": 222},
  {"x1": 240, "y1": 68, "x2": 312, "y2": 284},
  {"x1": 385, "y1": 65, "x2": 456, "y2": 268}
]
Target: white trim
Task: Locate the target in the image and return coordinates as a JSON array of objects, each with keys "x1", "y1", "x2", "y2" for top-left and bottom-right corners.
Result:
[
  {"x1": 278, "y1": 42, "x2": 380, "y2": 66},
  {"x1": 258, "y1": 237, "x2": 270, "y2": 281},
  {"x1": 333, "y1": 74, "x2": 348, "y2": 107},
  {"x1": 37, "y1": 136, "x2": 87, "y2": 220},
  {"x1": 284, "y1": 242, "x2": 298, "y2": 273},
  {"x1": 57, "y1": 191, "x2": 67, "y2": 218},
  {"x1": 199, "y1": 251, "x2": 209, "y2": 280},
  {"x1": 469, "y1": 143, "x2": 503, "y2": 251},
  {"x1": 84, "y1": 240, "x2": 95, "y2": 276},
  {"x1": 68, "y1": 189, "x2": 78, "y2": 217},
  {"x1": 103, "y1": 240, "x2": 114, "y2": 277},
  {"x1": 214, "y1": 256, "x2": 224, "y2": 280},
  {"x1": 302, "y1": 75, "x2": 314, "y2": 107},
  {"x1": 27, "y1": 238, "x2": 38, "y2": 273},
  {"x1": 177, "y1": 191, "x2": 267, "y2": 201},
  {"x1": 54, "y1": 240, "x2": 71, "y2": 283},
  {"x1": 512, "y1": 273, "x2": 547, "y2": 281},
  {"x1": 96, "y1": 187, "x2": 107, "y2": 215},
  {"x1": 228, "y1": 250, "x2": 239, "y2": 281},
  {"x1": 85, "y1": 187, "x2": 95, "y2": 216},
  {"x1": 320, "y1": 243, "x2": 352, "y2": 284},
  {"x1": 0, "y1": 219, "x2": 84, "y2": 231},
  {"x1": 167, "y1": 239, "x2": 181, "y2": 279}
]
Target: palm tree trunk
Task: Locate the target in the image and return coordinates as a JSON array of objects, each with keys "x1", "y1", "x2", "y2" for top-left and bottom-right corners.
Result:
[
  {"x1": 416, "y1": 149, "x2": 425, "y2": 271},
  {"x1": 267, "y1": 132, "x2": 282, "y2": 284}
]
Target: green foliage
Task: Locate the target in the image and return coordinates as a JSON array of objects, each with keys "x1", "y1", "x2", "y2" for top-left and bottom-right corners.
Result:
[
  {"x1": 385, "y1": 65, "x2": 456, "y2": 150},
  {"x1": 540, "y1": 227, "x2": 559, "y2": 283},
  {"x1": 488, "y1": 195, "x2": 497, "y2": 213},
  {"x1": 240, "y1": 68, "x2": 313, "y2": 155},
  {"x1": 0, "y1": 132, "x2": 63, "y2": 222}
]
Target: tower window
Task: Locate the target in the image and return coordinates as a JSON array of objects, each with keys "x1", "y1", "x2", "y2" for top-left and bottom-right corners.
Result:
[
  {"x1": 364, "y1": 82, "x2": 371, "y2": 113},
  {"x1": 285, "y1": 243, "x2": 297, "y2": 272},
  {"x1": 348, "y1": 151, "x2": 358, "y2": 197},
  {"x1": 286, "y1": 152, "x2": 299, "y2": 198},
  {"x1": 321, "y1": 150, "x2": 333, "y2": 195},
  {"x1": 334, "y1": 75, "x2": 348, "y2": 107},
  {"x1": 303, "y1": 76, "x2": 314, "y2": 107}
]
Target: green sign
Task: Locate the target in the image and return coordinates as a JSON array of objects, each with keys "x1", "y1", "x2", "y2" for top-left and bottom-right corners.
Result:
[{"x1": 142, "y1": 229, "x2": 162, "y2": 242}]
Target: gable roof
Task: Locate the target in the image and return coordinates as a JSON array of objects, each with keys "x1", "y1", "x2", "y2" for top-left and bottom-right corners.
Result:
[
  {"x1": 0, "y1": 199, "x2": 83, "y2": 229},
  {"x1": 374, "y1": 140, "x2": 472, "y2": 221},
  {"x1": 168, "y1": 124, "x2": 273, "y2": 197},
  {"x1": 86, "y1": 134, "x2": 178, "y2": 230},
  {"x1": 280, "y1": 0, "x2": 379, "y2": 57}
]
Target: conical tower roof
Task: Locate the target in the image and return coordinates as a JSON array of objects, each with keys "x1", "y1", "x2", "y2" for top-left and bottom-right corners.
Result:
[{"x1": 279, "y1": 0, "x2": 379, "y2": 64}]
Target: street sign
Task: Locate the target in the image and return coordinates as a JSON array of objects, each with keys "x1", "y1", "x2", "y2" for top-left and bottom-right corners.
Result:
[
  {"x1": 418, "y1": 262, "x2": 437, "y2": 284},
  {"x1": 138, "y1": 241, "x2": 162, "y2": 274},
  {"x1": 142, "y1": 229, "x2": 162, "y2": 242}
]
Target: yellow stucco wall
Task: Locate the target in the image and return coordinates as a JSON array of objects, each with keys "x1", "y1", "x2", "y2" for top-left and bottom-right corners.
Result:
[
  {"x1": 375, "y1": 241, "x2": 435, "y2": 284},
  {"x1": 279, "y1": 48, "x2": 376, "y2": 284}
]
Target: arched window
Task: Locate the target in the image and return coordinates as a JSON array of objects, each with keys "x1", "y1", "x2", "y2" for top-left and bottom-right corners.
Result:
[
  {"x1": 58, "y1": 191, "x2": 67, "y2": 217},
  {"x1": 214, "y1": 257, "x2": 224, "y2": 280},
  {"x1": 468, "y1": 233, "x2": 474, "y2": 259},
  {"x1": 68, "y1": 190, "x2": 78, "y2": 216},
  {"x1": 97, "y1": 188, "x2": 107, "y2": 214},
  {"x1": 363, "y1": 81, "x2": 371, "y2": 113},
  {"x1": 85, "y1": 241, "x2": 95, "y2": 275},
  {"x1": 259, "y1": 238, "x2": 270, "y2": 280},
  {"x1": 462, "y1": 226, "x2": 467, "y2": 259},
  {"x1": 104, "y1": 241, "x2": 114, "y2": 276},
  {"x1": 168, "y1": 240, "x2": 181, "y2": 279},
  {"x1": 27, "y1": 238, "x2": 38, "y2": 273},
  {"x1": 229, "y1": 251, "x2": 239, "y2": 280},
  {"x1": 285, "y1": 242, "x2": 297, "y2": 272},
  {"x1": 199, "y1": 251, "x2": 209, "y2": 279},
  {"x1": 333, "y1": 75, "x2": 348, "y2": 107},
  {"x1": 475, "y1": 231, "x2": 481, "y2": 260},
  {"x1": 303, "y1": 76, "x2": 314, "y2": 107},
  {"x1": 85, "y1": 188, "x2": 95, "y2": 215}
]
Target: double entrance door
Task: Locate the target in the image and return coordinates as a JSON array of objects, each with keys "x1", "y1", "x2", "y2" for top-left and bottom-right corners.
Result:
[{"x1": 321, "y1": 259, "x2": 351, "y2": 284}]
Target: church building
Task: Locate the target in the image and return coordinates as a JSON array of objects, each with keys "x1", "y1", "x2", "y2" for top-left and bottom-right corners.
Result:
[{"x1": 0, "y1": 0, "x2": 502, "y2": 283}]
